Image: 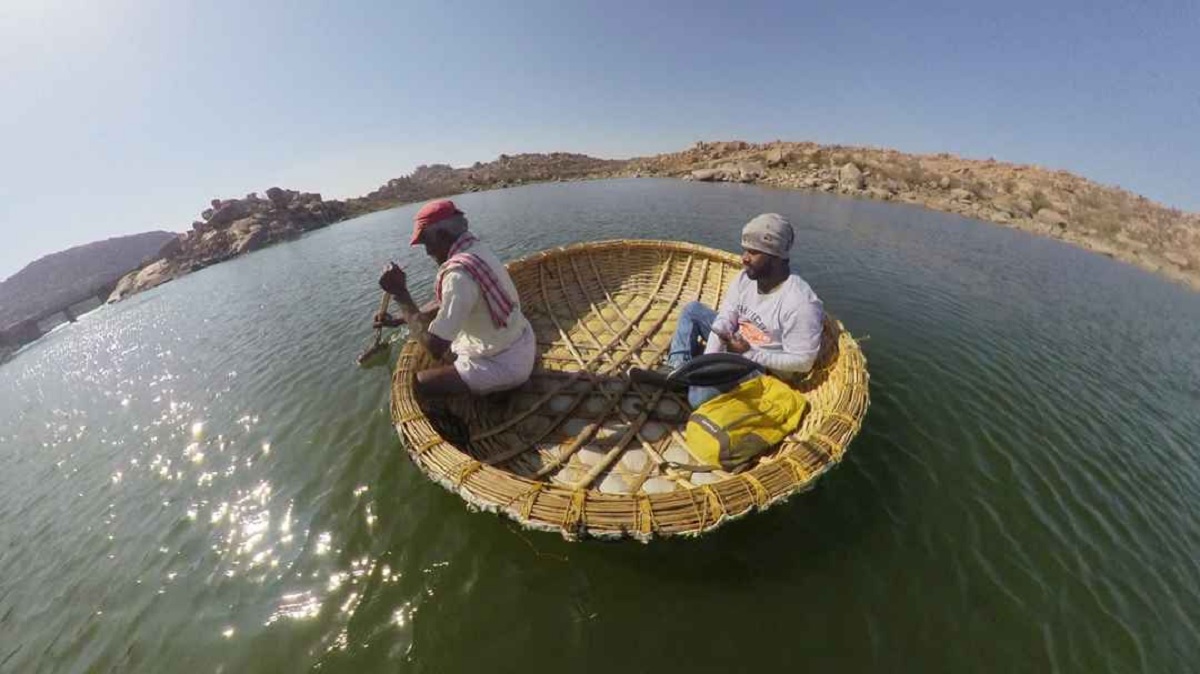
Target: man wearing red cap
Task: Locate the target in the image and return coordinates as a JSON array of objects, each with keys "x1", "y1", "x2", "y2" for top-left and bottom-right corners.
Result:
[{"x1": 375, "y1": 200, "x2": 535, "y2": 397}]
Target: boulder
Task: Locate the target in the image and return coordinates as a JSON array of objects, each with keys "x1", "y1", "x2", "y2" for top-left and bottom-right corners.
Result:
[
  {"x1": 206, "y1": 200, "x2": 253, "y2": 228},
  {"x1": 1116, "y1": 232, "x2": 1150, "y2": 251},
  {"x1": 713, "y1": 141, "x2": 748, "y2": 154},
  {"x1": 990, "y1": 195, "x2": 1016, "y2": 216},
  {"x1": 107, "y1": 260, "x2": 175, "y2": 302},
  {"x1": 266, "y1": 187, "x2": 292, "y2": 207},
  {"x1": 157, "y1": 234, "x2": 185, "y2": 259},
  {"x1": 950, "y1": 187, "x2": 974, "y2": 201},
  {"x1": 1164, "y1": 251, "x2": 1191, "y2": 269},
  {"x1": 691, "y1": 169, "x2": 724, "y2": 182},
  {"x1": 1013, "y1": 181, "x2": 1036, "y2": 196},
  {"x1": 232, "y1": 225, "x2": 270, "y2": 255},
  {"x1": 838, "y1": 163, "x2": 865, "y2": 190},
  {"x1": 938, "y1": 176, "x2": 951, "y2": 189},
  {"x1": 1034, "y1": 208, "x2": 1068, "y2": 229},
  {"x1": 733, "y1": 162, "x2": 765, "y2": 182},
  {"x1": 765, "y1": 147, "x2": 788, "y2": 167},
  {"x1": 987, "y1": 210, "x2": 1012, "y2": 224}
]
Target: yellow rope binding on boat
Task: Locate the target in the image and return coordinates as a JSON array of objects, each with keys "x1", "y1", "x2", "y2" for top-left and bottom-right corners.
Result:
[
  {"x1": 451, "y1": 459, "x2": 482, "y2": 487},
  {"x1": 415, "y1": 437, "x2": 442, "y2": 456},
  {"x1": 741, "y1": 473, "x2": 769, "y2": 508},
  {"x1": 782, "y1": 455, "x2": 810, "y2": 483},
  {"x1": 637, "y1": 495, "x2": 655, "y2": 536},
  {"x1": 702, "y1": 485, "x2": 724, "y2": 522},
  {"x1": 562, "y1": 489, "x2": 587, "y2": 534},
  {"x1": 515, "y1": 483, "x2": 543, "y2": 520}
]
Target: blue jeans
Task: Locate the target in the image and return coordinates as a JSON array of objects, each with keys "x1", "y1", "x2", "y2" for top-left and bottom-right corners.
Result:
[{"x1": 667, "y1": 301, "x2": 724, "y2": 408}]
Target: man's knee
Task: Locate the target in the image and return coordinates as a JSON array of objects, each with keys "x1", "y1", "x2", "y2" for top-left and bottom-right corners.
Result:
[
  {"x1": 681, "y1": 301, "x2": 709, "y2": 319},
  {"x1": 415, "y1": 366, "x2": 469, "y2": 397},
  {"x1": 414, "y1": 369, "x2": 436, "y2": 397}
]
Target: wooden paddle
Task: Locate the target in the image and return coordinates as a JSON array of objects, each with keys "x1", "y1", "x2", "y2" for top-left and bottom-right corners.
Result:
[{"x1": 356, "y1": 291, "x2": 393, "y2": 366}]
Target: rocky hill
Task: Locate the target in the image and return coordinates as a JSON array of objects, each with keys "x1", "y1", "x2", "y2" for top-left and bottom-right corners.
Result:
[
  {"x1": 344, "y1": 152, "x2": 626, "y2": 215},
  {"x1": 622, "y1": 141, "x2": 1200, "y2": 290},
  {"x1": 108, "y1": 153, "x2": 626, "y2": 301},
  {"x1": 108, "y1": 189, "x2": 349, "y2": 301},
  {"x1": 101, "y1": 143, "x2": 1199, "y2": 303},
  {"x1": 0, "y1": 230, "x2": 175, "y2": 330}
]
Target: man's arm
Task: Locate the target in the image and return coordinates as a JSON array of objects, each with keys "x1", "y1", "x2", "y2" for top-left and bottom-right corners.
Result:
[
  {"x1": 742, "y1": 300, "x2": 823, "y2": 373},
  {"x1": 378, "y1": 264, "x2": 454, "y2": 361},
  {"x1": 375, "y1": 300, "x2": 440, "y2": 328},
  {"x1": 704, "y1": 274, "x2": 746, "y2": 355},
  {"x1": 393, "y1": 288, "x2": 454, "y2": 361}
]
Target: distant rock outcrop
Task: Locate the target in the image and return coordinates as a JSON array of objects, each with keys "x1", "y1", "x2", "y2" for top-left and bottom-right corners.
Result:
[
  {"x1": 97, "y1": 141, "x2": 1200, "y2": 303},
  {"x1": 0, "y1": 231, "x2": 175, "y2": 360},
  {"x1": 108, "y1": 189, "x2": 349, "y2": 301},
  {"x1": 0, "y1": 231, "x2": 175, "y2": 339},
  {"x1": 344, "y1": 152, "x2": 625, "y2": 215},
  {"x1": 105, "y1": 154, "x2": 627, "y2": 303},
  {"x1": 839, "y1": 162, "x2": 865, "y2": 191},
  {"x1": 622, "y1": 141, "x2": 1200, "y2": 291}
]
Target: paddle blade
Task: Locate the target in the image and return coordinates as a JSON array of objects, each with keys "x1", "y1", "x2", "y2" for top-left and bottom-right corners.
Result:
[{"x1": 356, "y1": 341, "x2": 391, "y2": 367}]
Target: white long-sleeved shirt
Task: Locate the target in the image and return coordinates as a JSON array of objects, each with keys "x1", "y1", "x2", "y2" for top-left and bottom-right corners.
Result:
[
  {"x1": 704, "y1": 270, "x2": 824, "y2": 374},
  {"x1": 427, "y1": 238, "x2": 530, "y2": 358}
]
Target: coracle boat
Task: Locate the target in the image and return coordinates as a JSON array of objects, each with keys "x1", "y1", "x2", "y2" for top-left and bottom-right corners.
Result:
[{"x1": 390, "y1": 240, "x2": 869, "y2": 541}]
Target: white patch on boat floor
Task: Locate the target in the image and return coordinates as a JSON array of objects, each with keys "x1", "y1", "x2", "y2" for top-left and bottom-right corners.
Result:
[
  {"x1": 575, "y1": 446, "x2": 606, "y2": 467},
  {"x1": 663, "y1": 443, "x2": 695, "y2": 465},
  {"x1": 547, "y1": 395, "x2": 575, "y2": 414},
  {"x1": 559, "y1": 418, "x2": 588, "y2": 438},
  {"x1": 584, "y1": 397, "x2": 607, "y2": 415},
  {"x1": 620, "y1": 448, "x2": 649, "y2": 472},
  {"x1": 655, "y1": 399, "x2": 682, "y2": 418},
  {"x1": 597, "y1": 471, "x2": 630, "y2": 494},
  {"x1": 640, "y1": 421, "x2": 666, "y2": 442},
  {"x1": 641, "y1": 477, "x2": 676, "y2": 494},
  {"x1": 551, "y1": 465, "x2": 585, "y2": 485},
  {"x1": 619, "y1": 397, "x2": 642, "y2": 417}
]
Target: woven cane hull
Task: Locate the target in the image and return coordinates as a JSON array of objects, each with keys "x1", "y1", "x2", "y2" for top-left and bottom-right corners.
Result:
[{"x1": 391, "y1": 240, "x2": 869, "y2": 541}]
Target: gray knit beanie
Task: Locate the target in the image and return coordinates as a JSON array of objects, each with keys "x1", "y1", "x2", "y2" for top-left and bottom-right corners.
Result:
[{"x1": 741, "y1": 213, "x2": 794, "y2": 259}]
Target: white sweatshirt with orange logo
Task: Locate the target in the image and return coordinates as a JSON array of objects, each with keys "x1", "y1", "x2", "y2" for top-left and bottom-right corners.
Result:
[{"x1": 704, "y1": 270, "x2": 825, "y2": 374}]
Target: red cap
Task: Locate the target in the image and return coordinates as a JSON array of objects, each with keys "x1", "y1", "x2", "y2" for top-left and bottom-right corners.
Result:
[{"x1": 410, "y1": 200, "x2": 463, "y2": 245}]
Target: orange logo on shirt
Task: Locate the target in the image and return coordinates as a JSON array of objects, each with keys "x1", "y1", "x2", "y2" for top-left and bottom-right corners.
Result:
[{"x1": 737, "y1": 321, "x2": 771, "y2": 346}]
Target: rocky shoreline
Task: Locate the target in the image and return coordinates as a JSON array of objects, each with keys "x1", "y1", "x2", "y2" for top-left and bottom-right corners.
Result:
[
  {"x1": 108, "y1": 188, "x2": 349, "y2": 301},
  {"x1": 107, "y1": 153, "x2": 624, "y2": 300},
  {"x1": 108, "y1": 142, "x2": 1199, "y2": 301},
  {"x1": 621, "y1": 141, "x2": 1199, "y2": 291}
]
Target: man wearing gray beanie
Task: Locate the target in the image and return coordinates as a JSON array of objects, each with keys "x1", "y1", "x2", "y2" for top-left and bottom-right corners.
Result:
[{"x1": 633, "y1": 213, "x2": 824, "y2": 408}]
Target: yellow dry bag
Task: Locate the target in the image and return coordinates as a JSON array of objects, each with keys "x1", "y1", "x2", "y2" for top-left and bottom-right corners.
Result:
[{"x1": 684, "y1": 375, "x2": 809, "y2": 471}]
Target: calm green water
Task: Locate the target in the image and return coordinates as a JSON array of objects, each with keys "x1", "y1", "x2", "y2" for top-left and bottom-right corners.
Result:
[{"x1": 2, "y1": 179, "x2": 1199, "y2": 673}]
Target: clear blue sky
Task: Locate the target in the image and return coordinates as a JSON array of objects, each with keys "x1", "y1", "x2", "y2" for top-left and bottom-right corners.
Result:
[{"x1": 2, "y1": 0, "x2": 1197, "y2": 280}]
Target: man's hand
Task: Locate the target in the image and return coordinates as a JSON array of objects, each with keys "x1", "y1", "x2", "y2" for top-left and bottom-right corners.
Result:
[
  {"x1": 378, "y1": 263, "x2": 408, "y2": 297},
  {"x1": 373, "y1": 311, "x2": 405, "y2": 329},
  {"x1": 717, "y1": 330, "x2": 751, "y2": 355}
]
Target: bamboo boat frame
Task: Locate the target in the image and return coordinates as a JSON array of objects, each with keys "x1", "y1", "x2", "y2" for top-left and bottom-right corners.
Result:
[{"x1": 391, "y1": 240, "x2": 869, "y2": 541}]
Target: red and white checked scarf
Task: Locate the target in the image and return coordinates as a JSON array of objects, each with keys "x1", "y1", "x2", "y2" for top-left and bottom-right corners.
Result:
[{"x1": 434, "y1": 232, "x2": 515, "y2": 328}]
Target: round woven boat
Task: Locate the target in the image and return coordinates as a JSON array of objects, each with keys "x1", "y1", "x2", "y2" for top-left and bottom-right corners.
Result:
[{"x1": 390, "y1": 239, "x2": 869, "y2": 541}]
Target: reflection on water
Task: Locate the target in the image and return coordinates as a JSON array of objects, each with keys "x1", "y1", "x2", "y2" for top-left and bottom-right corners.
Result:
[{"x1": 1, "y1": 179, "x2": 1199, "y2": 673}]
